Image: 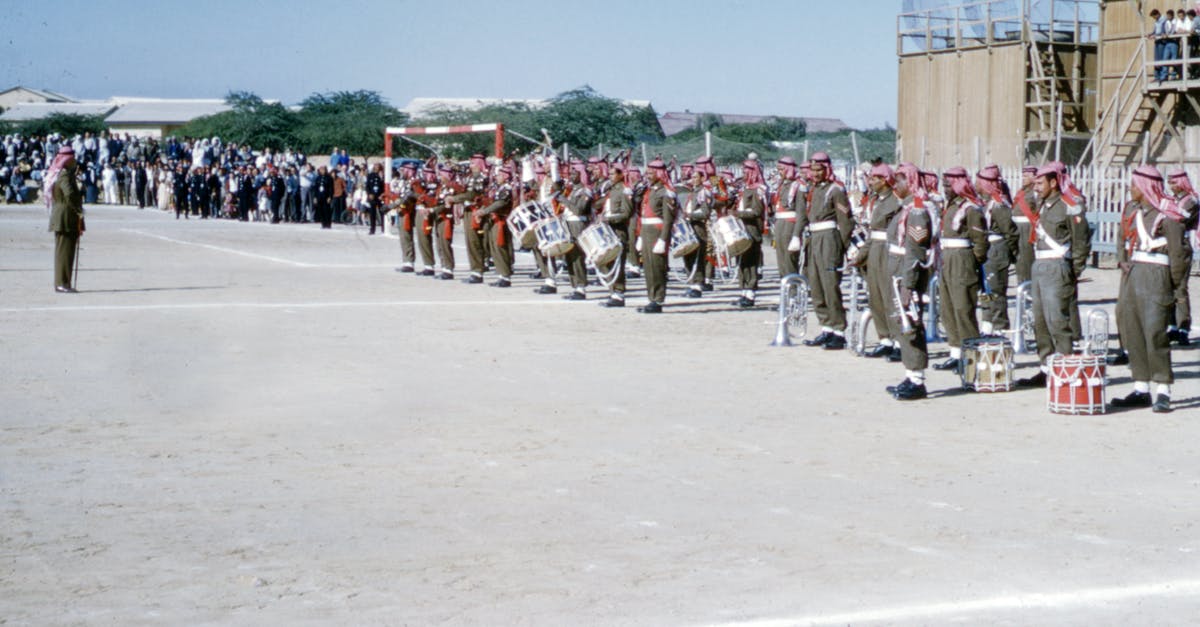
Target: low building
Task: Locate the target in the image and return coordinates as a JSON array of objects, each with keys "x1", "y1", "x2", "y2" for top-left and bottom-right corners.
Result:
[
  {"x1": 103, "y1": 98, "x2": 232, "y2": 138},
  {"x1": 0, "y1": 101, "x2": 117, "y2": 122},
  {"x1": 0, "y1": 86, "x2": 74, "y2": 111}
]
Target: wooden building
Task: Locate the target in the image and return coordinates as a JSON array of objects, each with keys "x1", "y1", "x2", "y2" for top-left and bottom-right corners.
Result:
[
  {"x1": 1082, "y1": 0, "x2": 1200, "y2": 172},
  {"x1": 896, "y1": 0, "x2": 1100, "y2": 169}
]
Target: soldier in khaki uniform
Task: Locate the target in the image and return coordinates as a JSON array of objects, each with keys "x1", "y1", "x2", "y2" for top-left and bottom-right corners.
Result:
[
  {"x1": 431, "y1": 164, "x2": 458, "y2": 280},
  {"x1": 798, "y1": 152, "x2": 854, "y2": 350},
  {"x1": 450, "y1": 154, "x2": 490, "y2": 284},
  {"x1": 1111, "y1": 165, "x2": 1185, "y2": 413},
  {"x1": 681, "y1": 169, "x2": 713, "y2": 298},
  {"x1": 478, "y1": 164, "x2": 515, "y2": 288},
  {"x1": 1012, "y1": 165, "x2": 1040, "y2": 285},
  {"x1": 932, "y1": 167, "x2": 988, "y2": 371},
  {"x1": 733, "y1": 159, "x2": 767, "y2": 308},
  {"x1": 976, "y1": 165, "x2": 1020, "y2": 335},
  {"x1": 638, "y1": 160, "x2": 675, "y2": 314},
  {"x1": 885, "y1": 164, "x2": 933, "y2": 399},
  {"x1": 392, "y1": 163, "x2": 419, "y2": 273},
  {"x1": 772, "y1": 157, "x2": 805, "y2": 280},
  {"x1": 856, "y1": 164, "x2": 903, "y2": 359},
  {"x1": 696, "y1": 156, "x2": 729, "y2": 291},
  {"x1": 1166, "y1": 168, "x2": 1196, "y2": 345},
  {"x1": 1016, "y1": 164, "x2": 1086, "y2": 387},
  {"x1": 560, "y1": 164, "x2": 593, "y2": 300},
  {"x1": 599, "y1": 164, "x2": 634, "y2": 308},
  {"x1": 48, "y1": 146, "x2": 83, "y2": 293}
]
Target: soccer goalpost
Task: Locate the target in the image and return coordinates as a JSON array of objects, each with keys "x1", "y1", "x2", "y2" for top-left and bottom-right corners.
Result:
[{"x1": 382, "y1": 123, "x2": 506, "y2": 195}]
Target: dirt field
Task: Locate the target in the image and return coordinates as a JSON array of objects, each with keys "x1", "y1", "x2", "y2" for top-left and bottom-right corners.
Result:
[{"x1": 2, "y1": 203, "x2": 1199, "y2": 626}]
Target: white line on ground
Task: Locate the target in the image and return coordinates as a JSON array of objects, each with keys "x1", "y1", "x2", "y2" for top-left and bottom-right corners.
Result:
[
  {"x1": 2, "y1": 300, "x2": 578, "y2": 314},
  {"x1": 121, "y1": 228, "x2": 320, "y2": 267},
  {"x1": 704, "y1": 578, "x2": 1200, "y2": 626}
]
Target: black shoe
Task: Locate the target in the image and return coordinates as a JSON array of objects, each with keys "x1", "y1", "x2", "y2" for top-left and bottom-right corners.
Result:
[
  {"x1": 490, "y1": 278, "x2": 511, "y2": 288},
  {"x1": 685, "y1": 289, "x2": 702, "y2": 299},
  {"x1": 823, "y1": 334, "x2": 847, "y2": 350},
  {"x1": 534, "y1": 285, "x2": 557, "y2": 295},
  {"x1": 369, "y1": 229, "x2": 376, "y2": 235},
  {"x1": 886, "y1": 378, "x2": 913, "y2": 395},
  {"x1": 894, "y1": 383, "x2": 928, "y2": 400},
  {"x1": 601, "y1": 297, "x2": 625, "y2": 308},
  {"x1": 55, "y1": 286, "x2": 77, "y2": 293},
  {"x1": 701, "y1": 283, "x2": 714, "y2": 292},
  {"x1": 395, "y1": 265, "x2": 415, "y2": 273},
  {"x1": 1016, "y1": 371, "x2": 1047, "y2": 388},
  {"x1": 933, "y1": 357, "x2": 960, "y2": 371},
  {"x1": 1110, "y1": 391, "x2": 1152, "y2": 408},
  {"x1": 865, "y1": 344, "x2": 891, "y2": 358},
  {"x1": 419, "y1": 269, "x2": 436, "y2": 276},
  {"x1": 637, "y1": 302, "x2": 663, "y2": 314},
  {"x1": 439, "y1": 273, "x2": 454, "y2": 281},
  {"x1": 1152, "y1": 394, "x2": 1172, "y2": 413},
  {"x1": 1110, "y1": 351, "x2": 1130, "y2": 365},
  {"x1": 465, "y1": 276, "x2": 484, "y2": 284},
  {"x1": 735, "y1": 296, "x2": 755, "y2": 309},
  {"x1": 887, "y1": 347, "x2": 904, "y2": 362},
  {"x1": 563, "y1": 291, "x2": 585, "y2": 301},
  {"x1": 1176, "y1": 330, "x2": 1191, "y2": 346},
  {"x1": 803, "y1": 331, "x2": 832, "y2": 347},
  {"x1": 529, "y1": 270, "x2": 544, "y2": 279}
]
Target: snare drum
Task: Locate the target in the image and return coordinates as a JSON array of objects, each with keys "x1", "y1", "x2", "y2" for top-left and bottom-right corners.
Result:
[
  {"x1": 715, "y1": 216, "x2": 752, "y2": 256},
  {"x1": 578, "y1": 222, "x2": 621, "y2": 266},
  {"x1": 535, "y1": 217, "x2": 575, "y2": 257},
  {"x1": 509, "y1": 200, "x2": 554, "y2": 248},
  {"x1": 960, "y1": 337, "x2": 1014, "y2": 392},
  {"x1": 1047, "y1": 354, "x2": 1106, "y2": 415},
  {"x1": 670, "y1": 220, "x2": 700, "y2": 258}
]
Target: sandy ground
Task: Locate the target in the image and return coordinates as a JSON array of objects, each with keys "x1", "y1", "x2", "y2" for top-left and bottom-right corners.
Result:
[{"x1": 2, "y1": 203, "x2": 1199, "y2": 626}]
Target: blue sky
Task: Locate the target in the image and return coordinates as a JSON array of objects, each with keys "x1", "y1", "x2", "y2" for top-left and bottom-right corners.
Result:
[{"x1": 3, "y1": 0, "x2": 900, "y2": 129}]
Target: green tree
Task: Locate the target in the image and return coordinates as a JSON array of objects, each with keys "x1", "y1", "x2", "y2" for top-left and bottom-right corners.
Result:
[
  {"x1": 295, "y1": 90, "x2": 407, "y2": 156},
  {"x1": 14, "y1": 113, "x2": 107, "y2": 138},
  {"x1": 541, "y1": 86, "x2": 663, "y2": 152},
  {"x1": 174, "y1": 90, "x2": 300, "y2": 150}
]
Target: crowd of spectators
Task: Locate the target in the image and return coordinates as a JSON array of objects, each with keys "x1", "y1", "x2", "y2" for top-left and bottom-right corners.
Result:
[
  {"x1": 1150, "y1": 7, "x2": 1200, "y2": 82},
  {"x1": 1, "y1": 131, "x2": 385, "y2": 227}
]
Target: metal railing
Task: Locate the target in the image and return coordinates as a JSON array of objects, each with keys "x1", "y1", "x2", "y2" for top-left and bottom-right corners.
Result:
[{"x1": 898, "y1": 0, "x2": 1098, "y2": 55}]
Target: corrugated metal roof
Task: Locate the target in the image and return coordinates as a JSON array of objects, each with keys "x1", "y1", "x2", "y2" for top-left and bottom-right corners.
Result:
[
  {"x1": 0, "y1": 85, "x2": 74, "y2": 102},
  {"x1": 104, "y1": 100, "x2": 231, "y2": 124},
  {"x1": 0, "y1": 102, "x2": 116, "y2": 121}
]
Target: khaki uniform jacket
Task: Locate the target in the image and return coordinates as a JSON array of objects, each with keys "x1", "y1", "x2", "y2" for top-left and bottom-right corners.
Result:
[
  {"x1": 49, "y1": 170, "x2": 83, "y2": 234},
  {"x1": 798, "y1": 180, "x2": 853, "y2": 247},
  {"x1": 602, "y1": 181, "x2": 633, "y2": 226},
  {"x1": 736, "y1": 186, "x2": 767, "y2": 242},
  {"x1": 644, "y1": 183, "x2": 675, "y2": 244},
  {"x1": 941, "y1": 196, "x2": 988, "y2": 263}
]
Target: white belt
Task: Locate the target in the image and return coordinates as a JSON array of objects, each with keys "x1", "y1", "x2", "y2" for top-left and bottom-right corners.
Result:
[
  {"x1": 870, "y1": 230, "x2": 888, "y2": 241},
  {"x1": 641, "y1": 217, "x2": 664, "y2": 225},
  {"x1": 1131, "y1": 250, "x2": 1170, "y2": 265},
  {"x1": 1035, "y1": 249, "x2": 1068, "y2": 260},
  {"x1": 1012, "y1": 215, "x2": 1031, "y2": 224},
  {"x1": 888, "y1": 244, "x2": 906, "y2": 255},
  {"x1": 809, "y1": 220, "x2": 837, "y2": 232},
  {"x1": 987, "y1": 234, "x2": 1004, "y2": 243},
  {"x1": 942, "y1": 238, "x2": 970, "y2": 249},
  {"x1": 775, "y1": 211, "x2": 797, "y2": 219}
]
